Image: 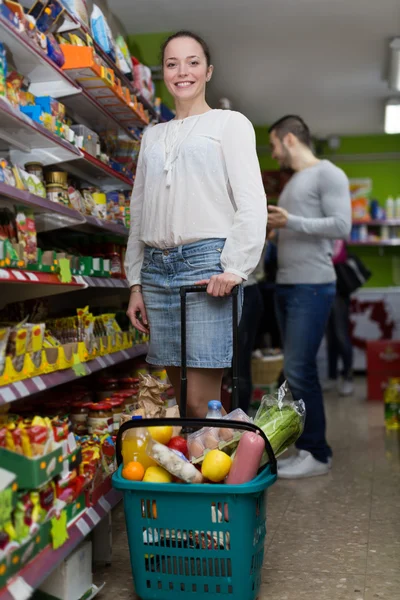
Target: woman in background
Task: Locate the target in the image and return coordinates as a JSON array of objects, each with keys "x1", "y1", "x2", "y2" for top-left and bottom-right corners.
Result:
[{"x1": 325, "y1": 239, "x2": 354, "y2": 396}]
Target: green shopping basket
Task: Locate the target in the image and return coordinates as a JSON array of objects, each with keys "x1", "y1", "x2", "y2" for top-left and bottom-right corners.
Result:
[{"x1": 112, "y1": 285, "x2": 277, "y2": 600}]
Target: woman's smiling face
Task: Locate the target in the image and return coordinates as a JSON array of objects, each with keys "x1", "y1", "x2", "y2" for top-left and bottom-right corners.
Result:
[{"x1": 163, "y1": 36, "x2": 212, "y2": 102}]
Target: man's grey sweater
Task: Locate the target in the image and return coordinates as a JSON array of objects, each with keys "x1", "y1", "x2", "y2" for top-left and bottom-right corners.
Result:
[{"x1": 277, "y1": 160, "x2": 352, "y2": 284}]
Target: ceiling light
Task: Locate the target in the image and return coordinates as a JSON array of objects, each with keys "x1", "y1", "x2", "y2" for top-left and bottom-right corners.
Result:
[
  {"x1": 388, "y1": 38, "x2": 400, "y2": 91},
  {"x1": 384, "y1": 99, "x2": 400, "y2": 134}
]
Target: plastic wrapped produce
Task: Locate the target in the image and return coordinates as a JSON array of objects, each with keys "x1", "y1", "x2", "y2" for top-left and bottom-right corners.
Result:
[
  {"x1": 147, "y1": 439, "x2": 204, "y2": 484},
  {"x1": 254, "y1": 381, "x2": 305, "y2": 464}
]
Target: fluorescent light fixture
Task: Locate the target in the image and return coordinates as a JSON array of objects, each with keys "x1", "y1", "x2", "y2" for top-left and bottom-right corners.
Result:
[
  {"x1": 389, "y1": 38, "x2": 400, "y2": 91},
  {"x1": 385, "y1": 99, "x2": 400, "y2": 134}
]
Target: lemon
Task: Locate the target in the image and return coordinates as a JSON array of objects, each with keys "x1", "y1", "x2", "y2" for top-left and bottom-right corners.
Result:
[
  {"x1": 143, "y1": 466, "x2": 172, "y2": 483},
  {"x1": 202, "y1": 450, "x2": 232, "y2": 482},
  {"x1": 148, "y1": 425, "x2": 173, "y2": 445}
]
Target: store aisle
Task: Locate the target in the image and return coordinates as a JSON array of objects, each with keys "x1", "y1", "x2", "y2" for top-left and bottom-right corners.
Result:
[{"x1": 94, "y1": 378, "x2": 400, "y2": 600}]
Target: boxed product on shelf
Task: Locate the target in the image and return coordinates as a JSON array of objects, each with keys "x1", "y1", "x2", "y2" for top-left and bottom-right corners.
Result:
[{"x1": 70, "y1": 123, "x2": 99, "y2": 156}]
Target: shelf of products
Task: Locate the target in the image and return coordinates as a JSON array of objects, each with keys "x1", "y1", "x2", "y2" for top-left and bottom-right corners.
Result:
[
  {"x1": 0, "y1": 488, "x2": 122, "y2": 600},
  {"x1": 348, "y1": 240, "x2": 400, "y2": 246},
  {"x1": 57, "y1": 8, "x2": 160, "y2": 123},
  {"x1": 0, "y1": 6, "x2": 159, "y2": 597},
  {"x1": 62, "y1": 151, "x2": 133, "y2": 189},
  {"x1": 61, "y1": 87, "x2": 139, "y2": 140},
  {"x1": 353, "y1": 219, "x2": 400, "y2": 226},
  {"x1": 0, "y1": 14, "x2": 79, "y2": 99},
  {"x1": 0, "y1": 97, "x2": 81, "y2": 166},
  {"x1": 0, "y1": 182, "x2": 129, "y2": 237},
  {"x1": 0, "y1": 343, "x2": 147, "y2": 405}
]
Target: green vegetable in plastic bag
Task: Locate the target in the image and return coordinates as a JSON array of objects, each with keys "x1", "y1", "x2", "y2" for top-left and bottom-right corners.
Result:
[{"x1": 254, "y1": 381, "x2": 305, "y2": 464}]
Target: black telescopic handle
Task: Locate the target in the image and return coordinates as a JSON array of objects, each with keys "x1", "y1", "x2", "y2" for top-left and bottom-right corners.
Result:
[
  {"x1": 179, "y1": 285, "x2": 239, "y2": 418},
  {"x1": 115, "y1": 417, "x2": 277, "y2": 475}
]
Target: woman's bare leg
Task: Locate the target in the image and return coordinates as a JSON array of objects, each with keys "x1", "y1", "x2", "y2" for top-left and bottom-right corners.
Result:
[{"x1": 166, "y1": 367, "x2": 224, "y2": 418}]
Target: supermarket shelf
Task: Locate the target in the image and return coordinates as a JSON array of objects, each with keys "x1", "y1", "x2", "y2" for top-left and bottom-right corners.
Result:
[
  {"x1": 0, "y1": 98, "x2": 82, "y2": 166},
  {"x1": 0, "y1": 268, "x2": 86, "y2": 305},
  {"x1": 348, "y1": 240, "x2": 400, "y2": 246},
  {"x1": 0, "y1": 183, "x2": 129, "y2": 236},
  {"x1": 0, "y1": 269, "x2": 84, "y2": 286},
  {"x1": 61, "y1": 87, "x2": 140, "y2": 138},
  {"x1": 62, "y1": 151, "x2": 133, "y2": 190},
  {"x1": 0, "y1": 488, "x2": 122, "y2": 600},
  {"x1": 57, "y1": 6, "x2": 160, "y2": 123},
  {"x1": 0, "y1": 343, "x2": 148, "y2": 405},
  {"x1": 80, "y1": 276, "x2": 129, "y2": 288},
  {"x1": 0, "y1": 15, "x2": 80, "y2": 99},
  {"x1": 352, "y1": 219, "x2": 400, "y2": 226}
]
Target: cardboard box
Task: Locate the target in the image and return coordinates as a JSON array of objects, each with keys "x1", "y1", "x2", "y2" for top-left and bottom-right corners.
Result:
[{"x1": 38, "y1": 541, "x2": 92, "y2": 600}]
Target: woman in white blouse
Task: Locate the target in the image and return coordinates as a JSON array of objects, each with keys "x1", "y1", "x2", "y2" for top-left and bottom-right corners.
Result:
[{"x1": 126, "y1": 31, "x2": 267, "y2": 417}]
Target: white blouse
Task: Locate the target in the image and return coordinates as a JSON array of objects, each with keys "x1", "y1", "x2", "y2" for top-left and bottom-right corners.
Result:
[{"x1": 125, "y1": 109, "x2": 267, "y2": 286}]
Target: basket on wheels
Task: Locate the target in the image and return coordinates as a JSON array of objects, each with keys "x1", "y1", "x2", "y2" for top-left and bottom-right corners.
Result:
[
  {"x1": 112, "y1": 285, "x2": 277, "y2": 599},
  {"x1": 113, "y1": 417, "x2": 277, "y2": 600}
]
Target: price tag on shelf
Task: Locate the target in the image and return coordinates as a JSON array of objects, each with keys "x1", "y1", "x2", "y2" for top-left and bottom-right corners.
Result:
[
  {"x1": 121, "y1": 350, "x2": 130, "y2": 360},
  {"x1": 104, "y1": 355, "x2": 114, "y2": 366},
  {"x1": 0, "y1": 387, "x2": 17, "y2": 403},
  {"x1": 96, "y1": 357, "x2": 106, "y2": 369},
  {"x1": 61, "y1": 459, "x2": 69, "y2": 478},
  {"x1": 87, "y1": 507, "x2": 101, "y2": 526},
  {"x1": 13, "y1": 380, "x2": 29, "y2": 397},
  {"x1": 32, "y1": 376, "x2": 46, "y2": 391},
  {"x1": 76, "y1": 518, "x2": 91, "y2": 537},
  {"x1": 98, "y1": 495, "x2": 112, "y2": 513},
  {"x1": 11, "y1": 270, "x2": 26, "y2": 281},
  {"x1": 74, "y1": 275, "x2": 86, "y2": 286},
  {"x1": 0, "y1": 269, "x2": 10, "y2": 279},
  {"x1": 25, "y1": 272, "x2": 39, "y2": 282},
  {"x1": 7, "y1": 577, "x2": 34, "y2": 600},
  {"x1": 68, "y1": 432, "x2": 77, "y2": 452}
]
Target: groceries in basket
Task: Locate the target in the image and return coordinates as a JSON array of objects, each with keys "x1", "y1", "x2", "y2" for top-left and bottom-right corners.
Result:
[{"x1": 120, "y1": 381, "x2": 304, "y2": 486}]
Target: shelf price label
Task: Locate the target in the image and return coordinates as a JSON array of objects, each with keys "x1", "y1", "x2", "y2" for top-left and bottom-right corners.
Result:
[{"x1": 7, "y1": 577, "x2": 34, "y2": 600}]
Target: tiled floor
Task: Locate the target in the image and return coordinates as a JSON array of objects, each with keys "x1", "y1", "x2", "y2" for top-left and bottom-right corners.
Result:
[{"x1": 94, "y1": 378, "x2": 400, "y2": 599}]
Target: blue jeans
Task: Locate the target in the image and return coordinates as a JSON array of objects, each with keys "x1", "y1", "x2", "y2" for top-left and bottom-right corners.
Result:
[{"x1": 275, "y1": 283, "x2": 336, "y2": 463}]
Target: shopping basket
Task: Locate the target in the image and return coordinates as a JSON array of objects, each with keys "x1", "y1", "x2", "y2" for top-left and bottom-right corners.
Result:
[{"x1": 113, "y1": 285, "x2": 277, "y2": 600}]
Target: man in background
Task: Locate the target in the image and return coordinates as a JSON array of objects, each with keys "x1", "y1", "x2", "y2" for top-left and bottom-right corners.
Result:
[{"x1": 268, "y1": 115, "x2": 351, "y2": 478}]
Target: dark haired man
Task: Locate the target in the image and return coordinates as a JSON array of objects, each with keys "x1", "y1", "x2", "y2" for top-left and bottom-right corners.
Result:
[{"x1": 268, "y1": 115, "x2": 351, "y2": 478}]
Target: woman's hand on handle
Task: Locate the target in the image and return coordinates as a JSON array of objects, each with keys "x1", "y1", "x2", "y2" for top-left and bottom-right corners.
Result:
[
  {"x1": 195, "y1": 273, "x2": 243, "y2": 297},
  {"x1": 126, "y1": 288, "x2": 149, "y2": 334}
]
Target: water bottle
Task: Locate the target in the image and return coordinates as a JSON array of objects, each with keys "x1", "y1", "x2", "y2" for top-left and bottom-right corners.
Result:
[
  {"x1": 386, "y1": 196, "x2": 394, "y2": 220},
  {"x1": 395, "y1": 197, "x2": 400, "y2": 219},
  {"x1": 206, "y1": 400, "x2": 223, "y2": 419}
]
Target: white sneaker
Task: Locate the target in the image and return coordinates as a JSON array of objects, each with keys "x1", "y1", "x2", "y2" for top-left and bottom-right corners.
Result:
[
  {"x1": 277, "y1": 449, "x2": 308, "y2": 470},
  {"x1": 278, "y1": 450, "x2": 331, "y2": 479},
  {"x1": 322, "y1": 379, "x2": 337, "y2": 392},
  {"x1": 339, "y1": 380, "x2": 354, "y2": 396}
]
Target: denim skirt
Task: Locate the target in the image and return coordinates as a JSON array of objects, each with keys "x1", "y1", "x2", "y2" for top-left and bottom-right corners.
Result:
[{"x1": 141, "y1": 239, "x2": 242, "y2": 368}]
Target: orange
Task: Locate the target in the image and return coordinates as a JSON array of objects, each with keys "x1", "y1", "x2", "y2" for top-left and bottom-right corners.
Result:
[{"x1": 122, "y1": 461, "x2": 145, "y2": 481}]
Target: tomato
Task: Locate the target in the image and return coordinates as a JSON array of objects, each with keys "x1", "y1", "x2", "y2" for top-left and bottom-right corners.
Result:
[{"x1": 167, "y1": 436, "x2": 188, "y2": 458}]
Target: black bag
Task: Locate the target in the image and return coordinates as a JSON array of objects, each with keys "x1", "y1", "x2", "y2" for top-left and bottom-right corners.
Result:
[{"x1": 335, "y1": 254, "x2": 371, "y2": 296}]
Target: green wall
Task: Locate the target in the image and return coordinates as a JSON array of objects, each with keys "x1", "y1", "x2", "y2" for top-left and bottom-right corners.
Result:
[{"x1": 126, "y1": 32, "x2": 174, "y2": 109}]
